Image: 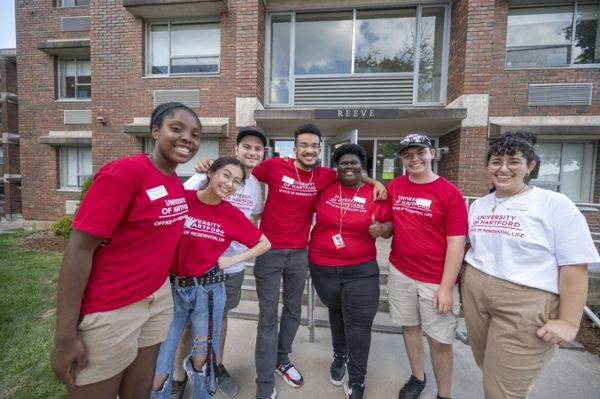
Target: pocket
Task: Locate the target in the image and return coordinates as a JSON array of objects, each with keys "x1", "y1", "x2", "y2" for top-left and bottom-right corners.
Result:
[{"x1": 76, "y1": 314, "x2": 92, "y2": 331}]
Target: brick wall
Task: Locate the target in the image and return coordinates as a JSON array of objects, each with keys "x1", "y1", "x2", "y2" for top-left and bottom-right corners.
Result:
[{"x1": 17, "y1": 0, "x2": 262, "y2": 222}]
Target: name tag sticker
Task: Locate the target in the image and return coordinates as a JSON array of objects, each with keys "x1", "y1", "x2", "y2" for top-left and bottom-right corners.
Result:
[
  {"x1": 282, "y1": 176, "x2": 295, "y2": 185},
  {"x1": 507, "y1": 203, "x2": 529, "y2": 211},
  {"x1": 353, "y1": 196, "x2": 366, "y2": 204},
  {"x1": 146, "y1": 185, "x2": 168, "y2": 201},
  {"x1": 416, "y1": 198, "x2": 432, "y2": 208}
]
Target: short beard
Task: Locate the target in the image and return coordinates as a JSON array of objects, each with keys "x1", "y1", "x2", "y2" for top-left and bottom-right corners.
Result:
[{"x1": 295, "y1": 157, "x2": 319, "y2": 171}]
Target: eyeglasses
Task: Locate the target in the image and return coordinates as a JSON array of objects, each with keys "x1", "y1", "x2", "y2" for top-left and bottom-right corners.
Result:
[
  {"x1": 487, "y1": 159, "x2": 525, "y2": 170},
  {"x1": 297, "y1": 143, "x2": 321, "y2": 150},
  {"x1": 217, "y1": 171, "x2": 244, "y2": 187}
]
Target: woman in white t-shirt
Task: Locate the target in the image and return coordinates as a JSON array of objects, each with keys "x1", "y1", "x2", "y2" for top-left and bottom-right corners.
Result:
[{"x1": 462, "y1": 135, "x2": 600, "y2": 399}]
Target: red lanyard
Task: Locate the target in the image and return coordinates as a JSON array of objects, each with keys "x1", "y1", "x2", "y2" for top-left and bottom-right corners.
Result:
[{"x1": 338, "y1": 183, "x2": 362, "y2": 233}]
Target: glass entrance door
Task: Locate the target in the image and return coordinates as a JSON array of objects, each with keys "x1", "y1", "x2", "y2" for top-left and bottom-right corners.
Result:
[{"x1": 323, "y1": 129, "x2": 358, "y2": 168}]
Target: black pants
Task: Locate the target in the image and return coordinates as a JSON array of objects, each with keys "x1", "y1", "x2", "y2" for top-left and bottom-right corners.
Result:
[{"x1": 309, "y1": 259, "x2": 380, "y2": 383}]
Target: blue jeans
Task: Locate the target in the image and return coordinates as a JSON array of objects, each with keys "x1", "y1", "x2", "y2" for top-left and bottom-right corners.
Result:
[
  {"x1": 309, "y1": 259, "x2": 380, "y2": 384},
  {"x1": 152, "y1": 277, "x2": 226, "y2": 399},
  {"x1": 254, "y1": 248, "x2": 309, "y2": 398}
]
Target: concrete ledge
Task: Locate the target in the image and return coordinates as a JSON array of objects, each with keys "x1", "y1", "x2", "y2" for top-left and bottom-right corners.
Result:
[
  {"x1": 38, "y1": 131, "x2": 92, "y2": 146},
  {"x1": 124, "y1": 117, "x2": 229, "y2": 137},
  {"x1": 123, "y1": 0, "x2": 229, "y2": 19},
  {"x1": 490, "y1": 123, "x2": 600, "y2": 138},
  {"x1": 23, "y1": 220, "x2": 54, "y2": 232},
  {"x1": 36, "y1": 39, "x2": 91, "y2": 56}
]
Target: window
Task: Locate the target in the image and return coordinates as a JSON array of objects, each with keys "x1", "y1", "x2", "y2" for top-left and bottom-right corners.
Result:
[
  {"x1": 506, "y1": 2, "x2": 600, "y2": 68},
  {"x1": 0, "y1": 184, "x2": 4, "y2": 202},
  {"x1": 147, "y1": 20, "x2": 221, "y2": 76},
  {"x1": 58, "y1": 0, "x2": 90, "y2": 7},
  {"x1": 59, "y1": 58, "x2": 91, "y2": 100},
  {"x1": 533, "y1": 141, "x2": 596, "y2": 202},
  {"x1": 0, "y1": 105, "x2": 2, "y2": 124},
  {"x1": 145, "y1": 138, "x2": 219, "y2": 183},
  {"x1": 60, "y1": 147, "x2": 92, "y2": 189},
  {"x1": 0, "y1": 143, "x2": 3, "y2": 164},
  {"x1": 266, "y1": 5, "x2": 448, "y2": 105}
]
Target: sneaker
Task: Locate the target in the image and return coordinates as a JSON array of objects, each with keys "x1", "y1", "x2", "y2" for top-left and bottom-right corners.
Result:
[
  {"x1": 399, "y1": 374, "x2": 426, "y2": 399},
  {"x1": 436, "y1": 395, "x2": 451, "y2": 399},
  {"x1": 330, "y1": 353, "x2": 347, "y2": 386},
  {"x1": 170, "y1": 374, "x2": 188, "y2": 399},
  {"x1": 254, "y1": 387, "x2": 277, "y2": 399},
  {"x1": 275, "y1": 362, "x2": 304, "y2": 388},
  {"x1": 216, "y1": 365, "x2": 239, "y2": 397},
  {"x1": 345, "y1": 380, "x2": 365, "y2": 399}
]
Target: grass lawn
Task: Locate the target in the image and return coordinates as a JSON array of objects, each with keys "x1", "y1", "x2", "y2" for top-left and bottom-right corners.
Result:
[{"x1": 0, "y1": 231, "x2": 66, "y2": 399}]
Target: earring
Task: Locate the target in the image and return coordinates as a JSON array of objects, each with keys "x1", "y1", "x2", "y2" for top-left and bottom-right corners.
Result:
[{"x1": 525, "y1": 172, "x2": 529, "y2": 176}]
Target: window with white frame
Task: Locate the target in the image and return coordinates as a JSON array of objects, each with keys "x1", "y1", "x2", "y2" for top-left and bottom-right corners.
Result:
[
  {"x1": 533, "y1": 141, "x2": 596, "y2": 202},
  {"x1": 60, "y1": 147, "x2": 92, "y2": 189},
  {"x1": 59, "y1": 58, "x2": 91, "y2": 100},
  {"x1": 0, "y1": 183, "x2": 4, "y2": 202},
  {"x1": 506, "y1": 2, "x2": 600, "y2": 68},
  {"x1": 147, "y1": 20, "x2": 221, "y2": 76},
  {"x1": 145, "y1": 138, "x2": 219, "y2": 183},
  {"x1": 57, "y1": 0, "x2": 90, "y2": 7},
  {"x1": 266, "y1": 5, "x2": 448, "y2": 106}
]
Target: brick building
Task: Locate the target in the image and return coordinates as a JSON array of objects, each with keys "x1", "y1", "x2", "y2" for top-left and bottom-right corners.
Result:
[
  {"x1": 14, "y1": 0, "x2": 600, "y2": 229},
  {"x1": 0, "y1": 48, "x2": 20, "y2": 220}
]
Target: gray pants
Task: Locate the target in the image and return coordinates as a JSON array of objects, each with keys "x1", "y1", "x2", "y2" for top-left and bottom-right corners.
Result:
[{"x1": 253, "y1": 248, "x2": 308, "y2": 398}]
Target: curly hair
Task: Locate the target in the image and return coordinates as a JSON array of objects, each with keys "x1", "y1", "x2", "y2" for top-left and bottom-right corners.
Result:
[
  {"x1": 294, "y1": 124, "x2": 322, "y2": 144},
  {"x1": 333, "y1": 143, "x2": 367, "y2": 164},
  {"x1": 486, "y1": 135, "x2": 536, "y2": 165}
]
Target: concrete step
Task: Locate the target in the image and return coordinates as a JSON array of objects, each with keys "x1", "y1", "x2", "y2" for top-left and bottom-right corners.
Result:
[
  {"x1": 239, "y1": 274, "x2": 391, "y2": 313},
  {"x1": 243, "y1": 260, "x2": 391, "y2": 286}
]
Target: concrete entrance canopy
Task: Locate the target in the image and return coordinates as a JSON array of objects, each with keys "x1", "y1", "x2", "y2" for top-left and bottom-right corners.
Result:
[
  {"x1": 36, "y1": 39, "x2": 90, "y2": 57},
  {"x1": 122, "y1": 0, "x2": 229, "y2": 19},
  {"x1": 489, "y1": 116, "x2": 600, "y2": 139},
  {"x1": 254, "y1": 108, "x2": 468, "y2": 137},
  {"x1": 38, "y1": 131, "x2": 92, "y2": 146},
  {"x1": 124, "y1": 117, "x2": 229, "y2": 138}
]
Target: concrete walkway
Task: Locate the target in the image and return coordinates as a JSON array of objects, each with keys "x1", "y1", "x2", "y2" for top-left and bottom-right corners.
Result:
[
  {"x1": 216, "y1": 317, "x2": 600, "y2": 399},
  {"x1": 0, "y1": 220, "x2": 23, "y2": 233}
]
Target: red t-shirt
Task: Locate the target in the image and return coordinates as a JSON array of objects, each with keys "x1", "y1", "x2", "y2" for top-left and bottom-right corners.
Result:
[
  {"x1": 170, "y1": 190, "x2": 263, "y2": 277},
  {"x1": 73, "y1": 154, "x2": 188, "y2": 315},
  {"x1": 309, "y1": 183, "x2": 392, "y2": 266},
  {"x1": 387, "y1": 175, "x2": 468, "y2": 284},
  {"x1": 252, "y1": 157, "x2": 338, "y2": 249}
]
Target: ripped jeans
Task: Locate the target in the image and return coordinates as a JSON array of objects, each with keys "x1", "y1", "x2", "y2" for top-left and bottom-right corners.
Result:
[{"x1": 153, "y1": 278, "x2": 225, "y2": 399}]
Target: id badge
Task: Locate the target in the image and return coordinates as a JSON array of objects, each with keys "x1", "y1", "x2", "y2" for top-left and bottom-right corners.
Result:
[{"x1": 332, "y1": 234, "x2": 346, "y2": 249}]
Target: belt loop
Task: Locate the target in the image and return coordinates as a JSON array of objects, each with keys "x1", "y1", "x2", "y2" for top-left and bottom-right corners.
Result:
[{"x1": 192, "y1": 276, "x2": 199, "y2": 286}]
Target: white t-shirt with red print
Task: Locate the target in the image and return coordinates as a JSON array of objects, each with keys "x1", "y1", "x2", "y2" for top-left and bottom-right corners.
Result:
[
  {"x1": 309, "y1": 183, "x2": 392, "y2": 266},
  {"x1": 465, "y1": 187, "x2": 600, "y2": 294},
  {"x1": 184, "y1": 173, "x2": 263, "y2": 273},
  {"x1": 252, "y1": 157, "x2": 338, "y2": 249},
  {"x1": 170, "y1": 190, "x2": 263, "y2": 277},
  {"x1": 73, "y1": 154, "x2": 188, "y2": 315},
  {"x1": 387, "y1": 175, "x2": 468, "y2": 285}
]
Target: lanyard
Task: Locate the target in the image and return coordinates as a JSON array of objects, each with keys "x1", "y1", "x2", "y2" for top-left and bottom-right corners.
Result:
[{"x1": 338, "y1": 183, "x2": 362, "y2": 234}]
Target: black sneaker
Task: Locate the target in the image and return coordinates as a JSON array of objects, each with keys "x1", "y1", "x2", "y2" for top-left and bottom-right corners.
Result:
[
  {"x1": 399, "y1": 374, "x2": 426, "y2": 399},
  {"x1": 437, "y1": 395, "x2": 451, "y2": 399},
  {"x1": 345, "y1": 380, "x2": 365, "y2": 399},
  {"x1": 170, "y1": 374, "x2": 188, "y2": 399},
  {"x1": 330, "y1": 353, "x2": 347, "y2": 386}
]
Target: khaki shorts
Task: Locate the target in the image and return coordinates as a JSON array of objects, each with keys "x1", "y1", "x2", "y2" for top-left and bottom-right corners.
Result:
[
  {"x1": 386, "y1": 265, "x2": 460, "y2": 344},
  {"x1": 73, "y1": 277, "x2": 174, "y2": 386}
]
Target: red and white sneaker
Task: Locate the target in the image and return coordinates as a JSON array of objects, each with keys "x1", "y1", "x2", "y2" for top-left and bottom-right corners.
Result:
[{"x1": 275, "y1": 362, "x2": 304, "y2": 388}]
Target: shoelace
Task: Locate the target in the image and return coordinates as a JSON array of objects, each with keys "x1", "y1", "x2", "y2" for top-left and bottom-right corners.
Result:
[
  {"x1": 405, "y1": 377, "x2": 423, "y2": 390},
  {"x1": 333, "y1": 354, "x2": 346, "y2": 368},
  {"x1": 350, "y1": 381, "x2": 365, "y2": 393}
]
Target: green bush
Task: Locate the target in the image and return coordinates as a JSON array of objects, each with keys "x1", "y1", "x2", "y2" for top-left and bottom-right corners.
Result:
[
  {"x1": 50, "y1": 215, "x2": 74, "y2": 238},
  {"x1": 50, "y1": 174, "x2": 94, "y2": 238}
]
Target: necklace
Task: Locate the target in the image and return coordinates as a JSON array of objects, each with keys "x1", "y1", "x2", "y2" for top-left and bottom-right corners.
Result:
[
  {"x1": 492, "y1": 185, "x2": 529, "y2": 212},
  {"x1": 294, "y1": 163, "x2": 314, "y2": 185}
]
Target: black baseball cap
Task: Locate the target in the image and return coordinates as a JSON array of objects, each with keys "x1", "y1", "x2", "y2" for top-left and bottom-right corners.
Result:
[
  {"x1": 237, "y1": 126, "x2": 267, "y2": 147},
  {"x1": 398, "y1": 133, "x2": 433, "y2": 154}
]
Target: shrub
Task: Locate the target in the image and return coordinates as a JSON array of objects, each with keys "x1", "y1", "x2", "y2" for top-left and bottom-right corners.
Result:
[
  {"x1": 51, "y1": 215, "x2": 74, "y2": 238},
  {"x1": 50, "y1": 174, "x2": 94, "y2": 238}
]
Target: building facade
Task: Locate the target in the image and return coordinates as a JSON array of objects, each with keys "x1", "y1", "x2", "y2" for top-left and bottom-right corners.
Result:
[
  {"x1": 14, "y1": 0, "x2": 600, "y2": 229},
  {"x1": 0, "y1": 48, "x2": 20, "y2": 220}
]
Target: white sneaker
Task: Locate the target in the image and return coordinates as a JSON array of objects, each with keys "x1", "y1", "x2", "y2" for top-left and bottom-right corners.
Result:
[
  {"x1": 254, "y1": 388, "x2": 277, "y2": 399},
  {"x1": 275, "y1": 362, "x2": 304, "y2": 388}
]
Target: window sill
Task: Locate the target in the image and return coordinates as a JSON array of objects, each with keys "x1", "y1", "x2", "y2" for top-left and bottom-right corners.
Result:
[
  {"x1": 143, "y1": 74, "x2": 220, "y2": 79},
  {"x1": 55, "y1": 5, "x2": 90, "y2": 8},
  {"x1": 577, "y1": 206, "x2": 599, "y2": 213},
  {"x1": 505, "y1": 65, "x2": 600, "y2": 71},
  {"x1": 55, "y1": 99, "x2": 92, "y2": 103},
  {"x1": 57, "y1": 187, "x2": 83, "y2": 193}
]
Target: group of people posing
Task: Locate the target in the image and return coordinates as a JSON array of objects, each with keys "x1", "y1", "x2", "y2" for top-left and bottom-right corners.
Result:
[{"x1": 50, "y1": 102, "x2": 599, "y2": 399}]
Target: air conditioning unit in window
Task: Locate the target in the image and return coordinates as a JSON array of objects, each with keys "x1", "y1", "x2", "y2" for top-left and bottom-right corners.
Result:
[{"x1": 65, "y1": 200, "x2": 78, "y2": 215}]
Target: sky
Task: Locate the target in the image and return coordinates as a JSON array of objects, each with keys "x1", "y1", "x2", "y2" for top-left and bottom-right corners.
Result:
[{"x1": 0, "y1": 0, "x2": 16, "y2": 49}]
